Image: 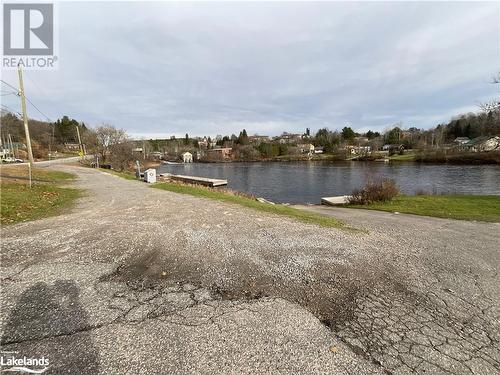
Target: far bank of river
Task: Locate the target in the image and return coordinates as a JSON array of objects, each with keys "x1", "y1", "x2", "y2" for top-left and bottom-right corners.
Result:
[{"x1": 157, "y1": 161, "x2": 500, "y2": 204}]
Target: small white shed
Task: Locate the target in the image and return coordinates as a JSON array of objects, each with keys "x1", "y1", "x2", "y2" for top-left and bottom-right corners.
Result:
[
  {"x1": 182, "y1": 152, "x2": 193, "y2": 163},
  {"x1": 144, "y1": 168, "x2": 156, "y2": 183}
]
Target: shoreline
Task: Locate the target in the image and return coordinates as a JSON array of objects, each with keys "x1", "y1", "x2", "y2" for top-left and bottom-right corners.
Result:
[
  {"x1": 157, "y1": 151, "x2": 500, "y2": 165},
  {"x1": 159, "y1": 158, "x2": 500, "y2": 166}
]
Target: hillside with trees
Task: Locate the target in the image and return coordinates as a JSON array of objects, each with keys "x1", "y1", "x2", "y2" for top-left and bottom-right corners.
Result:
[
  {"x1": 1, "y1": 112, "x2": 89, "y2": 159},
  {"x1": 1, "y1": 106, "x2": 499, "y2": 165}
]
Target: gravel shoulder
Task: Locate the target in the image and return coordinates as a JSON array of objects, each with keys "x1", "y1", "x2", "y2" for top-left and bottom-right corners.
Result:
[{"x1": 1, "y1": 165, "x2": 499, "y2": 374}]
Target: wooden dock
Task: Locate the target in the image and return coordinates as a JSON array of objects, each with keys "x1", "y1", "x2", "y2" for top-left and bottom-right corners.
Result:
[
  {"x1": 321, "y1": 195, "x2": 351, "y2": 206},
  {"x1": 160, "y1": 173, "x2": 227, "y2": 187}
]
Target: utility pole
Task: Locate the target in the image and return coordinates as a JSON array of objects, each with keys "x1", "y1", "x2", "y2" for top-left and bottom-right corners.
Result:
[
  {"x1": 17, "y1": 65, "x2": 35, "y2": 166},
  {"x1": 75, "y1": 125, "x2": 85, "y2": 157}
]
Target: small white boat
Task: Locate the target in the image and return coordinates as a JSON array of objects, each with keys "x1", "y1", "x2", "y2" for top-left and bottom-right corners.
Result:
[{"x1": 163, "y1": 161, "x2": 182, "y2": 165}]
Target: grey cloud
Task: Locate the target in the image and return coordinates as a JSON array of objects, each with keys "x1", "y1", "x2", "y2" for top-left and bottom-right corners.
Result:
[{"x1": 1, "y1": 1, "x2": 498, "y2": 137}]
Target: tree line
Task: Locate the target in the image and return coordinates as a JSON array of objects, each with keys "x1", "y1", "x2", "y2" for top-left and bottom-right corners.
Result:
[{"x1": 1, "y1": 106, "x2": 498, "y2": 165}]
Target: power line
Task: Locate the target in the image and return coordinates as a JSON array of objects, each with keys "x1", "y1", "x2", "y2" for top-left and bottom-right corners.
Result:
[
  {"x1": 24, "y1": 96, "x2": 52, "y2": 122},
  {"x1": 0, "y1": 79, "x2": 19, "y2": 93},
  {"x1": 1, "y1": 88, "x2": 18, "y2": 94},
  {"x1": 0, "y1": 104, "x2": 21, "y2": 116},
  {"x1": 1, "y1": 78, "x2": 52, "y2": 122},
  {"x1": 22, "y1": 72, "x2": 53, "y2": 121}
]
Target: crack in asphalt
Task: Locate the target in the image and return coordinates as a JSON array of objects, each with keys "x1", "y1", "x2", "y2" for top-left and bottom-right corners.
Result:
[
  {"x1": 6, "y1": 263, "x2": 495, "y2": 375},
  {"x1": 331, "y1": 282, "x2": 500, "y2": 375},
  {"x1": 1, "y1": 275, "x2": 267, "y2": 348}
]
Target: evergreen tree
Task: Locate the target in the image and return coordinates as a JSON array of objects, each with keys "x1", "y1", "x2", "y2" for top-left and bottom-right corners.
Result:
[
  {"x1": 237, "y1": 129, "x2": 249, "y2": 145},
  {"x1": 341, "y1": 126, "x2": 356, "y2": 141}
]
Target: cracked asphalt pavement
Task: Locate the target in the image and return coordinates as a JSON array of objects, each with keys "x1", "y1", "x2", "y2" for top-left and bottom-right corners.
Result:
[{"x1": 1, "y1": 165, "x2": 499, "y2": 374}]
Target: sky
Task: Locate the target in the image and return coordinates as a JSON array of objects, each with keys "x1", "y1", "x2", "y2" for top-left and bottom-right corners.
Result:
[{"x1": 1, "y1": 1, "x2": 499, "y2": 138}]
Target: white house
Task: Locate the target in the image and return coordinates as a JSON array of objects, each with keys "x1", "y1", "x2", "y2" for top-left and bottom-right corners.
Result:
[
  {"x1": 298, "y1": 143, "x2": 315, "y2": 155},
  {"x1": 182, "y1": 152, "x2": 193, "y2": 163},
  {"x1": 454, "y1": 137, "x2": 470, "y2": 145}
]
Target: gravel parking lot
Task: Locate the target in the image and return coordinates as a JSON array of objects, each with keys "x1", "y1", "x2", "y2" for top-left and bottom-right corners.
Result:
[{"x1": 1, "y1": 165, "x2": 499, "y2": 374}]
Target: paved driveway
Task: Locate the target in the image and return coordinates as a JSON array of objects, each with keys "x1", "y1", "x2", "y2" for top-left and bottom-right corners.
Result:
[{"x1": 1, "y1": 166, "x2": 499, "y2": 374}]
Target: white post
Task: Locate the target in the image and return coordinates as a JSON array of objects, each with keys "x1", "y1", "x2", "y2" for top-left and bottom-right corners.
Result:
[{"x1": 28, "y1": 163, "x2": 32, "y2": 188}]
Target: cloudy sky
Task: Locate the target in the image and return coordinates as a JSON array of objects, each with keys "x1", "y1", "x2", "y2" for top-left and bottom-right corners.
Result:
[{"x1": 1, "y1": 1, "x2": 499, "y2": 138}]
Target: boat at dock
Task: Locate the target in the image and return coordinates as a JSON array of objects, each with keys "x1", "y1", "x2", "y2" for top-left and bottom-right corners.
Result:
[{"x1": 163, "y1": 161, "x2": 182, "y2": 165}]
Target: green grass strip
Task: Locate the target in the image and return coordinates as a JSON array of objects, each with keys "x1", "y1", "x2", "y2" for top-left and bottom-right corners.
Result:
[{"x1": 347, "y1": 195, "x2": 500, "y2": 222}]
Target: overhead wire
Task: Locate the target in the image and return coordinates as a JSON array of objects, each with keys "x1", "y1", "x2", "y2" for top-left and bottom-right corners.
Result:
[
  {"x1": 0, "y1": 79, "x2": 19, "y2": 93},
  {"x1": 1, "y1": 104, "x2": 21, "y2": 116}
]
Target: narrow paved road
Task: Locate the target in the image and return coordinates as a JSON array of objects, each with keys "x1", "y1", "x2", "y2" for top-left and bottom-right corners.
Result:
[
  {"x1": 1, "y1": 166, "x2": 499, "y2": 374},
  {"x1": 1, "y1": 155, "x2": 93, "y2": 167}
]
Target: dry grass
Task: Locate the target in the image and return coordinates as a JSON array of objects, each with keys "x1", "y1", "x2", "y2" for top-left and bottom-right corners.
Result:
[{"x1": 348, "y1": 179, "x2": 399, "y2": 205}]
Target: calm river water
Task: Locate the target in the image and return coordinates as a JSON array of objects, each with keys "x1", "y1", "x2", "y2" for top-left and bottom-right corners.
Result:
[{"x1": 157, "y1": 162, "x2": 500, "y2": 204}]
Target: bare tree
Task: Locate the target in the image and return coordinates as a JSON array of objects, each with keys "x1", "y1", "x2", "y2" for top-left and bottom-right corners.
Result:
[
  {"x1": 109, "y1": 140, "x2": 134, "y2": 171},
  {"x1": 83, "y1": 125, "x2": 133, "y2": 170},
  {"x1": 479, "y1": 72, "x2": 500, "y2": 112},
  {"x1": 479, "y1": 100, "x2": 500, "y2": 112},
  {"x1": 92, "y1": 125, "x2": 128, "y2": 163}
]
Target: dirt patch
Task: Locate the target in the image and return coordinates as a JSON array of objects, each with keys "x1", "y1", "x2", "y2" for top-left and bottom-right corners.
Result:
[{"x1": 108, "y1": 247, "x2": 410, "y2": 327}]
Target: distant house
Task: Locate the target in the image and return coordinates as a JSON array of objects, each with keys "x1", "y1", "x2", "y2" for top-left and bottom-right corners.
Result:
[
  {"x1": 464, "y1": 136, "x2": 500, "y2": 152},
  {"x1": 0, "y1": 141, "x2": 25, "y2": 160},
  {"x1": 198, "y1": 137, "x2": 208, "y2": 149},
  {"x1": 454, "y1": 137, "x2": 470, "y2": 145},
  {"x1": 297, "y1": 143, "x2": 315, "y2": 155},
  {"x1": 382, "y1": 144, "x2": 404, "y2": 152},
  {"x1": 248, "y1": 135, "x2": 271, "y2": 144},
  {"x1": 203, "y1": 147, "x2": 232, "y2": 160},
  {"x1": 345, "y1": 145, "x2": 357, "y2": 155},
  {"x1": 2, "y1": 141, "x2": 25, "y2": 149},
  {"x1": 150, "y1": 151, "x2": 163, "y2": 160},
  {"x1": 64, "y1": 143, "x2": 80, "y2": 150},
  {"x1": 0, "y1": 148, "x2": 10, "y2": 159},
  {"x1": 182, "y1": 152, "x2": 193, "y2": 163},
  {"x1": 275, "y1": 132, "x2": 303, "y2": 144},
  {"x1": 345, "y1": 145, "x2": 371, "y2": 155}
]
